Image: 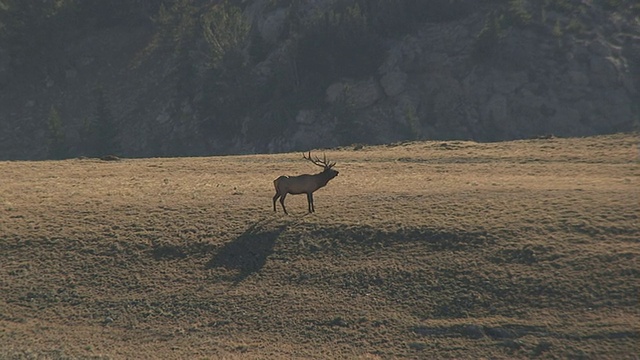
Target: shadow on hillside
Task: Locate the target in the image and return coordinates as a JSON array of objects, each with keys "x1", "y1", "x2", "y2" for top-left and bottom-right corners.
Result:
[{"x1": 206, "y1": 219, "x2": 289, "y2": 283}]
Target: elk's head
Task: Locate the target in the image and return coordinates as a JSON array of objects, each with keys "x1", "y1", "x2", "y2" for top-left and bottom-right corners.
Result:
[{"x1": 303, "y1": 152, "x2": 338, "y2": 179}]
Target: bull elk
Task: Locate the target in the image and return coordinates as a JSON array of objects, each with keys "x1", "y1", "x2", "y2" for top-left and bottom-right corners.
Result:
[{"x1": 273, "y1": 152, "x2": 339, "y2": 215}]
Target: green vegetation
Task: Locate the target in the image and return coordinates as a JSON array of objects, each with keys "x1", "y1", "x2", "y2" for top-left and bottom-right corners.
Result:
[
  {"x1": 91, "y1": 88, "x2": 120, "y2": 157},
  {"x1": 0, "y1": 0, "x2": 161, "y2": 70},
  {"x1": 473, "y1": 11, "x2": 505, "y2": 61},
  {"x1": 203, "y1": 1, "x2": 250, "y2": 67},
  {"x1": 46, "y1": 106, "x2": 68, "y2": 159},
  {"x1": 552, "y1": 19, "x2": 563, "y2": 37},
  {"x1": 544, "y1": 0, "x2": 581, "y2": 14},
  {"x1": 404, "y1": 105, "x2": 422, "y2": 140},
  {"x1": 566, "y1": 18, "x2": 586, "y2": 34},
  {"x1": 0, "y1": 0, "x2": 636, "y2": 159},
  {"x1": 329, "y1": 85, "x2": 365, "y2": 146},
  {"x1": 471, "y1": 0, "x2": 629, "y2": 62},
  {"x1": 0, "y1": 0, "x2": 481, "y2": 156},
  {"x1": 507, "y1": 0, "x2": 532, "y2": 26}
]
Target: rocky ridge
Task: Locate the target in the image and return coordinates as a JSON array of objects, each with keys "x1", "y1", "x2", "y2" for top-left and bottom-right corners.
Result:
[{"x1": 0, "y1": 1, "x2": 637, "y2": 159}]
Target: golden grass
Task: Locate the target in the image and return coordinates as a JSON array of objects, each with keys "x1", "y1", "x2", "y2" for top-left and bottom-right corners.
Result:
[{"x1": 1, "y1": 133, "x2": 638, "y2": 359}]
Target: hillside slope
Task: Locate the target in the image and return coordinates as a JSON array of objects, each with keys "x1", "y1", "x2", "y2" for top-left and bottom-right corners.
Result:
[
  {"x1": 0, "y1": 0, "x2": 638, "y2": 159},
  {"x1": 1, "y1": 133, "x2": 639, "y2": 358}
]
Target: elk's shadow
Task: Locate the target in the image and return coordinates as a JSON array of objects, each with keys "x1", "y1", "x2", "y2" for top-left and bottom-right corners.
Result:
[{"x1": 206, "y1": 220, "x2": 288, "y2": 283}]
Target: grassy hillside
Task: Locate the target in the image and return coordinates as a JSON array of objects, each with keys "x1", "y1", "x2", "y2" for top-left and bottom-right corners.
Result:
[{"x1": 1, "y1": 133, "x2": 638, "y2": 359}]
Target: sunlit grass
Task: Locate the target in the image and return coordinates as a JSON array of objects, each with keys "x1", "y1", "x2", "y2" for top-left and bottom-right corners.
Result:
[{"x1": 1, "y1": 133, "x2": 638, "y2": 359}]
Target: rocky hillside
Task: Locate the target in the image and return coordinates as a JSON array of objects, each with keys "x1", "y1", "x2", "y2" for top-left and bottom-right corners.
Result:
[{"x1": 0, "y1": 0, "x2": 638, "y2": 160}]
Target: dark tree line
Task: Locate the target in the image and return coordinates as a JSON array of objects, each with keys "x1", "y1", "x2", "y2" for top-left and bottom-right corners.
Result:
[{"x1": 2, "y1": 0, "x2": 636, "y2": 158}]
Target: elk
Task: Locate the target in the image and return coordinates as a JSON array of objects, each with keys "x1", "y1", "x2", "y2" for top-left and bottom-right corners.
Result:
[{"x1": 273, "y1": 152, "x2": 339, "y2": 215}]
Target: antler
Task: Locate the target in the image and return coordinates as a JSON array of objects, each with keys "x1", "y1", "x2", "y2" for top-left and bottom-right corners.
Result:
[{"x1": 303, "y1": 151, "x2": 336, "y2": 169}]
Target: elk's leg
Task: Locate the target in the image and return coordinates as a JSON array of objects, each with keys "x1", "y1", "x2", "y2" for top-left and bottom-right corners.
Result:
[
  {"x1": 273, "y1": 192, "x2": 280, "y2": 212},
  {"x1": 279, "y1": 193, "x2": 288, "y2": 215},
  {"x1": 307, "y1": 193, "x2": 315, "y2": 213}
]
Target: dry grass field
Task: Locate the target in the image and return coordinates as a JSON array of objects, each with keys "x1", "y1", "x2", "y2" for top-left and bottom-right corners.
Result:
[{"x1": 1, "y1": 133, "x2": 638, "y2": 359}]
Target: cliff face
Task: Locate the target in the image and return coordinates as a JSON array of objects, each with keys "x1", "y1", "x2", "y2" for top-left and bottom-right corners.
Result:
[
  {"x1": 343, "y1": 7, "x2": 639, "y2": 144},
  {"x1": 291, "y1": 1, "x2": 639, "y2": 150},
  {"x1": 0, "y1": 1, "x2": 638, "y2": 160}
]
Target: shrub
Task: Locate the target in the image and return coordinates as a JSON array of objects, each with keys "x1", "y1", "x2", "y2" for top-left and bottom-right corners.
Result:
[
  {"x1": 507, "y1": 0, "x2": 532, "y2": 26},
  {"x1": 202, "y1": 1, "x2": 250, "y2": 69},
  {"x1": 47, "y1": 106, "x2": 69, "y2": 159},
  {"x1": 473, "y1": 11, "x2": 505, "y2": 61},
  {"x1": 79, "y1": 88, "x2": 120, "y2": 157},
  {"x1": 294, "y1": 2, "x2": 382, "y2": 90},
  {"x1": 544, "y1": 0, "x2": 579, "y2": 14}
]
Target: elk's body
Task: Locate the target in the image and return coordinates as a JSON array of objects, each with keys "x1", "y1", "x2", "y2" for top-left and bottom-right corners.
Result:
[{"x1": 273, "y1": 152, "x2": 339, "y2": 214}]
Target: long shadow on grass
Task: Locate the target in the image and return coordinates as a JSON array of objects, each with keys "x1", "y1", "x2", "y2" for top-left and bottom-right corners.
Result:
[{"x1": 206, "y1": 219, "x2": 289, "y2": 283}]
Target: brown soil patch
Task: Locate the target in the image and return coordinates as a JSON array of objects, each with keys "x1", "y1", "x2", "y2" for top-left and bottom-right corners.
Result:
[{"x1": 1, "y1": 134, "x2": 639, "y2": 359}]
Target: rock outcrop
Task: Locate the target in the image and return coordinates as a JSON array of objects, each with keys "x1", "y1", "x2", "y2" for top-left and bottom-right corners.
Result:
[{"x1": 0, "y1": 1, "x2": 637, "y2": 159}]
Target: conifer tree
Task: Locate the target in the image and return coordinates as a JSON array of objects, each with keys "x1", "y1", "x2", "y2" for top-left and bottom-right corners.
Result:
[{"x1": 47, "y1": 105, "x2": 68, "y2": 159}]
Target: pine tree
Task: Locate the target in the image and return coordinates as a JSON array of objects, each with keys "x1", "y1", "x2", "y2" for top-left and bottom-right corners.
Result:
[
  {"x1": 47, "y1": 105, "x2": 68, "y2": 159},
  {"x1": 91, "y1": 87, "x2": 120, "y2": 157}
]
